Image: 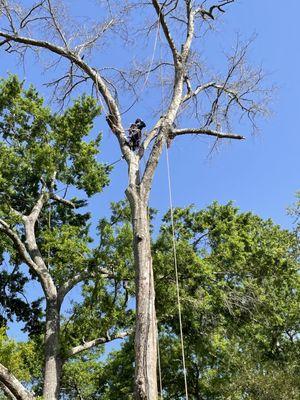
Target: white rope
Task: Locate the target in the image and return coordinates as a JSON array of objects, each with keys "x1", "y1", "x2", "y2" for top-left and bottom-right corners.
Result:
[
  {"x1": 165, "y1": 148, "x2": 189, "y2": 400},
  {"x1": 158, "y1": 24, "x2": 189, "y2": 399}
]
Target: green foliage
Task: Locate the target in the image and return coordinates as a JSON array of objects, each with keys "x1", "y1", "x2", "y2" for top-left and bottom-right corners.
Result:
[
  {"x1": 60, "y1": 201, "x2": 135, "y2": 358},
  {"x1": 91, "y1": 202, "x2": 299, "y2": 400},
  {"x1": 0, "y1": 266, "x2": 43, "y2": 335},
  {"x1": 0, "y1": 75, "x2": 111, "y2": 329},
  {"x1": 0, "y1": 75, "x2": 298, "y2": 398},
  {"x1": 2, "y1": 197, "x2": 298, "y2": 399},
  {"x1": 0, "y1": 75, "x2": 109, "y2": 216},
  {"x1": 61, "y1": 351, "x2": 105, "y2": 399},
  {"x1": 0, "y1": 77, "x2": 132, "y2": 398},
  {"x1": 95, "y1": 340, "x2": 134, "y2": 400},
  {"x1": 0, "y1": 327, "x2": 42, "y2": 383},
  {"x1": 41, "y1": 224, "x2": 92, "y2": 284}
]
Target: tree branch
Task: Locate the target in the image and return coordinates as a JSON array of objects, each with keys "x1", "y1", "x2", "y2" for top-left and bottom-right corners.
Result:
[
  {"x1": 151, "y1": 0, "x2": 180, "y2": 63},
  {"x1": 50, "y1": 193, "x2": 76, "y2": 208},
  {"x1": 171, "y1": 128, "x2": 245, "y2": 140},
  {"x1": 182, "y1": 80, "x2": 216, "y2": 103},
  {"x1": 195, "y1": 0, "x2": 235, "y2": 20},
  {"x1": 0, "y1": 217, "x2": 57, "y2": 301},
  {"x1": 0, "y1": 381, "x2": 17, "y2": 400},
  {"x1": 65, "y1": 331, "x2": 128, "y2": 359},
  {"x1": 0, "y1": 219, "x2": 38, "y2": 273},
  {"x1": 0, "y1": 363, "x2": 35, "y2": 400},
  {"x1": 28, "y1": 190, "x2": 49, "y2": 223},
  {"x1": 181, "y1": 0, "x2": 195, "y2": 61},
  {"x1": 57, "y1": 266, "x2": 119, "y2": 304},
  {"x1": 0, "y1": 186, "x2": 56, "y2": 300},
  {"x1": 46, "y1": 0, "x2": 69, "y2": 49},
  {"x1": 0, "y1": 31, "x2": 131, "y2": 161},
  {"x1": 142, "y1": 118, "x2": 164, "y2": 151}
]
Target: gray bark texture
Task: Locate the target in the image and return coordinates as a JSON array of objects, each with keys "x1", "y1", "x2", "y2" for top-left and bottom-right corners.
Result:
[
  {"x1": 43, "y1": 302, "x2": 62, "y2": 400},
  {"x1": 0, "y1": 364, "x2": 35, "y2": 400},
  {"x1": 127, "y1": 190, "x2": 158, "y2": 399}
]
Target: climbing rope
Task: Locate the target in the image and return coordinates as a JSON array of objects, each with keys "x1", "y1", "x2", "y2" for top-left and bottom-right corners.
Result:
[
  {"x1": 107, "y1": 155, "x2": 124, "y2": 168},
  {"x1": 158, "y1": 22, "x2": 189, "y2": 399},
  {"x1": 165, "y1": 148, "x2": 189, "y2": 400}
]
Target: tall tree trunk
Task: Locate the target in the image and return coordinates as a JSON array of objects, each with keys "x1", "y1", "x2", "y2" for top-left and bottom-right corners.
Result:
[
  {"x1": 127, "y1": 187, "x2": 158, "y2": 400},
  {"x1": 43, "y1": 300, "x2": 61, "y2": 400}
]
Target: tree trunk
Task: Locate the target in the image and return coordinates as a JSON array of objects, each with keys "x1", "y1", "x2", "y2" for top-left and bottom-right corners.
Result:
[
  {"x1": 127, "y1": 188, "x2": 158, "y2": 400},
  {"x1": 43, "y1": 300, "x2": 61, "y2": 400}
]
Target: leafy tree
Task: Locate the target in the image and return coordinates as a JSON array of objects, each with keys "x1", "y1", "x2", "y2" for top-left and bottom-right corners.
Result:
[
  {"x1": 65, "y1": 202, "x2": 299, "y2": 400},
  {"x1": 0, "y1": 76, "x2": 131, "y2": 399},
  {"x1": 1, "y1": 138, "x2": 299, "y2": 400},
  {"x1": 153, "y1": 203, "x2": 300, "y2": 399}
]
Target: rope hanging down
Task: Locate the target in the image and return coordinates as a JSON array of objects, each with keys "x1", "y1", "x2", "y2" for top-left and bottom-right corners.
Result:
[
  {"x1": 158, "y1": 24, "x2": 189, "y2": 399},
  {"x1": 165, "y1": 148, "x2": 189, "y2": 400}
]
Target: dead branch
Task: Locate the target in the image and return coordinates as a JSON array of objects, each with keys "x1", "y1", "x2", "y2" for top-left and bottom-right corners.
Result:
[{"x1": 171, "y1": 127, "x2": 245, "y2": 140}]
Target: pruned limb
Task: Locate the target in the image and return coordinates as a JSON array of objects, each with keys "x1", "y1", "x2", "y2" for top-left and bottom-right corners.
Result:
[
  {"x1": 0, "y1": 363, "x2": 35, "y2": 400},
  {"x1": 65, "y1": 331, "x2": 129, "y2": 359},
  {"x1": 171, "y1": 128, "x2": 245, "y2": 140}
]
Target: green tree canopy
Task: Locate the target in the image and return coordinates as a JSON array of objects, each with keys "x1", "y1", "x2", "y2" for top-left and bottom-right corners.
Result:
[
  {"x1": 80, "y1": 202, "x2": 299, "y2": 400},
  {"x1": 0, "y1": 75, "x2": 298, "y2": 399},
  {"x1": 0, "y1": 76, "x2": 131, "y2": 398},
  {"x1": 0, "y1": 74, "x2": 110, "y2": 334}
]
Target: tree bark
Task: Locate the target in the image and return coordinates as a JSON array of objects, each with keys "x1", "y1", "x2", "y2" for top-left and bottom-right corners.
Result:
[
  {"x1": 43, "y1": 300, "x2": 61, "y2": 400},
  {"x1": 0, "y1": 364, "x2": 35, "y2": 400},
  {"x1": 0, "y1": 382, "x2": 17, "y2": 400},
  {"x1": 126, "y1": 186, "x2": 157, "y2": 400}
]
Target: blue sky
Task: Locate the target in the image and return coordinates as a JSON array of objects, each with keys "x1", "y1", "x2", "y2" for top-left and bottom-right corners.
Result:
[
  {"x1": 1, "y1": 0, "x2": 299, "y2": 229},
  {"x1": 153, "y1": 0, "x2": 299, "y2": 228},
  {"x1": 1, "y1": 0, "x2": 299, "y2": 340}
]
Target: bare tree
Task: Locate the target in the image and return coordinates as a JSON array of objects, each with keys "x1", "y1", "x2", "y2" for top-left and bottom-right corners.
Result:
[{"x1": 0, "y1": 1, "x2": 270, "y2": 399}]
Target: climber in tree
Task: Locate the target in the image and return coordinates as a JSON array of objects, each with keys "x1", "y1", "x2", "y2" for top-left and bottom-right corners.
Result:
[{"x1": 128, "y1": 118, "x2": 146, "y2": 151}]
